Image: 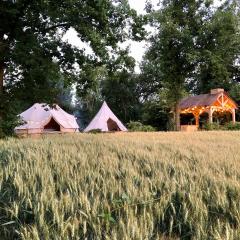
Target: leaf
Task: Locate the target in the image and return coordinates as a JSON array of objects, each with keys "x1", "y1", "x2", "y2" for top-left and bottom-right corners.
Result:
[
  {"x1": 121, "y1": 192, "x2": 131, "y2": 203},
  {"x1": 98, "y1": 212, "x2": 116, "y2": 223},
  {"x1": 1, "y1": 221, "x2": 15, "y2": 226},
  {"x1": 109, "y1": 216, "x2": 116, "y2": 223},
  {"x1": 112, "y1": 199, "x2": 123, "y2": 205},
  {"x1": 121, "y1": 192, "x2": 129, "y2": 200}
]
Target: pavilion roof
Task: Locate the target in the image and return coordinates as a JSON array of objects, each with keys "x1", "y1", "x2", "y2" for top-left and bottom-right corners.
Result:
[{"x1": 179, "y1": 92, "x2": 237, "y2": 110}]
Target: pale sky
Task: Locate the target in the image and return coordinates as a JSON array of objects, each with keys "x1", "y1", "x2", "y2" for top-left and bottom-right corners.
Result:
[{"x1": 63, "y1": 0, "x2": 223, "y2": 71}]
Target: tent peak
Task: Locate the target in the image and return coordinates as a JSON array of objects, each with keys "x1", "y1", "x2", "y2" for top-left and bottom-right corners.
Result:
[
  {"x1": 101, "y1": 101, "x2": 110, "y2": 110},
  {"x1": 84, "y1": 101, "x2": 127, "y2": 132}
]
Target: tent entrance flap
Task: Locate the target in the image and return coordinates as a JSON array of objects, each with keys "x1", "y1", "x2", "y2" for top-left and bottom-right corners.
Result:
[
  {"x1": 44, "y1": 118, "x2": 60, "y2": 132},
  {"x1": 107, "y1": 118, "x2": 120, "y2": 131}
]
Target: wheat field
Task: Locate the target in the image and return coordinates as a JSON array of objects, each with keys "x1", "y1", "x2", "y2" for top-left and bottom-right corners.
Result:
[{"x1": 1, "y1": 132, "x2": 240, "y2": 239}]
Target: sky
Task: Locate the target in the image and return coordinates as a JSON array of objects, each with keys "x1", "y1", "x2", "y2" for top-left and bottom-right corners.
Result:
[{"x1": 63, "y1": 0, "x2": 223, "y2": 71}]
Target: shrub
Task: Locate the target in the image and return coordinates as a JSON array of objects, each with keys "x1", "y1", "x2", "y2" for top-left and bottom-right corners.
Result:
[
  {"x1": 203, "y1": 122, "x2": 240, "y2": 131},
  {"x1": 225, "y1": 122, "x2": 240, "y2": 130},
  {"x1": 202, "y1": 122, "x2": 223, "y2": 131},
  {"x1": 0, "y1": 95, "x2": 22, "y2": 138},
  {"x1": 127, "y1": 121, "x2": 156, "y2": 132},
  {"x1": 87, "y1": 129, "x2": 102, "y2": 134}
]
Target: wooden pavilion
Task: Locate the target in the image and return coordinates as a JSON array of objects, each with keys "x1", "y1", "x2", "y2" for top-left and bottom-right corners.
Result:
[{"x1": 179, "y1": 89, "x2": 238, "y2": 131}]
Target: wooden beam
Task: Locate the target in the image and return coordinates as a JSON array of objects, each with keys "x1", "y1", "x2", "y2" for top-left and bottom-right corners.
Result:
[
  {"x1": 222, "y1": 99, "x2": 229, "y2": 107},
  {"x1": 232, "y1": 109, "x2": 236, "y2": 124},
  {"x1": 217, "y1": 95, "x2": 223, "y2": 106},
  {"x1": 193, "y1": 113, "x2": 200, "y2": 127}
]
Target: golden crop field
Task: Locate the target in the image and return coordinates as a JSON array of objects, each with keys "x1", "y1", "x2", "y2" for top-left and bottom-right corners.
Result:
[{"x1": 1, "y1": 132, "x2": 240, "y2": 240}]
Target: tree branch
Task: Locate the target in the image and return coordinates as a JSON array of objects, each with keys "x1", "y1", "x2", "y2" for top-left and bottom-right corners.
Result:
[{"x1": 43, "y1": 23, "x2": 70, "y2": 33}]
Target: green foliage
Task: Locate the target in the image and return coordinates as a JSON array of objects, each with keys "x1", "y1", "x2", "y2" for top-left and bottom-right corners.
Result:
[
  {"x1": 0, "y1": 94, "x2": 22, "y2": 138},
  {"x1": 203, "y1": 122, "x2": 240, "y2": 131},
  {"x1": 98, "y1": 212, "x2": 116, "y2": 224},
  {"x1": 112, "y1": 192, "x2": 131, "y2": 206},
  {"x1": 127, "y1": 121, "x2": 156, "y2": 132},
  {"x1": 139, "y1": 0, "x2": 240, "y2": 130},
  {"x1": 0, "y1": 0, "x2": 145, "y2": 136},
  {"x1": 77, "y1": 48, "x2": 141, "y2": 124},
  {"x1": 1, "y1": 0, "x2": 143, "y2": 70},
  {"x1": 101, "y1": 71, "x2": 140, "y2": 123},
  {"x1": 141, "y1": 100, "x2": 169, "y2": 131},
  {"x1": 140, "y1": 0, "x2": 206, "y2": 129},
  {"x1": 87, "y1": 129, "x2": 102, "y2": 134},
  {"x1": 225, "y1": 122, "x2": 240, "y2": 131},
  {"x1": 230, "y1": 84, "x2": 240, "y2": 102},
  {"x1": 75, "y1": 65, "x2": 105, "y2": 126},
  {"x1": 203, "y1": 122, "x2": 223, "y2": 131},
  {"x1": 196, "y1": 3, "x2": 240, "y2": 93},
  {"x1": 1, "y1": 0, "x2": 240, "y2": 135}
]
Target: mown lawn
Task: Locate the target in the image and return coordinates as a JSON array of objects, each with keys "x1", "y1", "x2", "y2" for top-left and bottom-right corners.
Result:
[{"x1": 1, "y1": 132, "x2": 240, "y2": 239}]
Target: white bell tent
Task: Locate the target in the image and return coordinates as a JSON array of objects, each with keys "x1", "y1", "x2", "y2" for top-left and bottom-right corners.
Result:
[
  {"x1": 15, "y1": 103, "x2": 79, "y2": 134},
  {"x1": 84, "y1": 101, "x2": 127, "y2": 132}
]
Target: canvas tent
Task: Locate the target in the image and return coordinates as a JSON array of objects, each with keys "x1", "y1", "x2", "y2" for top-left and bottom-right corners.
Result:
[
  {"x1": 15, "y1": 103, "x2": 79, "y2": 135},
  {"x1": 84, "y1": 101, "x2": 127, "y2": 132}
]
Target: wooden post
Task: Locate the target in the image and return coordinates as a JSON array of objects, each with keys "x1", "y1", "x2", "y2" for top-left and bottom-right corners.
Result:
[
  {"x1": 232, "y1": 109, "x2": 236, "y2": 124},
  {"x1": 193, "y1": 110, "x2": 200, "y2": 129},
  {"x1": 209, "y1": 107, "x2": 213, "y2": 124},
  {"x1": 194, "y1": 114, "x2": 199, "y2": 128}
]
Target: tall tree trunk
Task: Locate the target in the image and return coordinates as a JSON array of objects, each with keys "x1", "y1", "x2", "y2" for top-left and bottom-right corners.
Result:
[
  {"x1": 0, "y1": 62, "x2": 3, "y2": 94},
  {"x1": 0, "y1": 62, "x2": 3, "y2": 121},
  {"x1": 175, "y1": 103, "x2": 180, "y2": 131},
  {"x1": 0, "y1": 34, "x2": 4, "y2": 94}
]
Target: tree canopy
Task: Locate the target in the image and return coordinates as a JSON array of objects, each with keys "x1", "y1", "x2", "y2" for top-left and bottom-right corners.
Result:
[
  {"x1": 0, "y1": 0, "x2": 145, "y2": 135},
  {"x1": 0, "y1": 0, "x2": 240, "y2": 135},
  {"x1": 139, "y1": 0, "x2": 240, "y2": 130},
  {"x1": 0, "y1": 0, "x2": 145, "y2": 98}
]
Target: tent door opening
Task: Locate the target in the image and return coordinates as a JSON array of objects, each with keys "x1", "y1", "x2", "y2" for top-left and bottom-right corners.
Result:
[
  {"x1": 44, "y1": 118, "x2": 61, "y2": 132},
  {"x1": 107, "y1": 118, "x2": 120, "y2": 131}
]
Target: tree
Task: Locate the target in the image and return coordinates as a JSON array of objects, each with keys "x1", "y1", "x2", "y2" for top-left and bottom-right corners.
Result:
[
  {"x1": 195, "y1": 1, "x2": 240, "y2": 93},
  {"x1": 141, "y1": 99, "x2": 169, "y2": 131},
  {"x1": 76, "y1": 48, "x2": 141, "y2": 125},
  {"x1": 138, "y1": 52, "x2": 163, "y2": 101},
  {"x1": 102, "y1": 71, "x2": 140, "y2": 122},
  {"x1": 0, "y1": 94, "x2": 22, "y2": 138},
  {"x1": 140, "y1": 0, "x2": 240, "y2": 130},
  {"x1": 101, "y1": 49, "x2": 140, "y2": 122},
  {"x1": 0, "y1": 0, "x2": 144, "y2": 90},
  {"x1": 76, "y1": 65, "x2": 106, "y2": 126},
  {"x1": 142, "y1": 0, "x2": 205, "y2": 130},
  {"x1": 0, "y1": 0, "x2": 145, "y2": 135}
]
